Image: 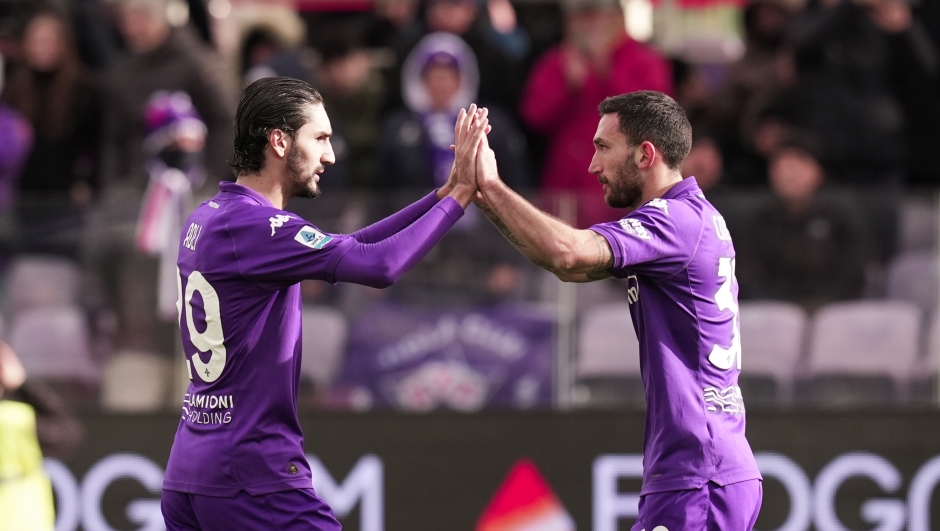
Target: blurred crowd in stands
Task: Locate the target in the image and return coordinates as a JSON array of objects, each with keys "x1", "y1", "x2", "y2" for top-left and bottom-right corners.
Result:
[{"x1": 0, "y1": 0, "x2": 937, "y2": 411}]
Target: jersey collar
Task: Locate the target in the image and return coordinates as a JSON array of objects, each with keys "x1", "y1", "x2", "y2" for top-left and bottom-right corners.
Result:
[
  {"x1": 218, "y1": 181, "x2": 275, "y2": 208},
  {"x1": 661, "y1": 176, "x2": 700, "y2": 200}
]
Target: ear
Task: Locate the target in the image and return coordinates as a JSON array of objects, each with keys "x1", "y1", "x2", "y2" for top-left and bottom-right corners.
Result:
[
  {"x1": 636, "y1": 141, "x2": 657, "y2": 170},
  {"x1": 267, "y1": 129, "x2": 291, "y2": 159}
]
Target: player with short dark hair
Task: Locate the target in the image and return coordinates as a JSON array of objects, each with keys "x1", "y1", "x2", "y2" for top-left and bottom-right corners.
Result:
[
  {"x1": 160, "y1": 76, "x2": 487, "y2": 530},
  {"x1": 473, "y1": 90, "x2": 762, "y2": 529}
]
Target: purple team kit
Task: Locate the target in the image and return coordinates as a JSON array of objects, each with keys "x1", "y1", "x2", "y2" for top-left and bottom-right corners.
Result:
[
  {"x1": 164, "y1": 177, "x2": 760, "y2": 529},
  {"x1": 163, "y1": 183, "x2": 462, "y2": 529},
  {"x1": 591, "y1": 177, "x2": 762, "y2": 529}
]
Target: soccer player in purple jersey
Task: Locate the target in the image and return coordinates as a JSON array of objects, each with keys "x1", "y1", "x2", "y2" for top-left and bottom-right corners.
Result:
[
  {"x1": 473, "y1": 91, "x2": 762, "y2": 530},
  {"x1": 160, "y1": 76, "x2": 488, "y2": 530}
]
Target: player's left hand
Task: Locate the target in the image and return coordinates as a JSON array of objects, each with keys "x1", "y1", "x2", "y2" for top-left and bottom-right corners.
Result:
[
  {"x1": 441, "y1": 109, "x2": 491, "y2": 198},
  {"x1": 452, "y1": 106, "x2": 489, "y2": 190},
  {"x1": 475, "y1": 132, "x2": 501, "y2": 192}
]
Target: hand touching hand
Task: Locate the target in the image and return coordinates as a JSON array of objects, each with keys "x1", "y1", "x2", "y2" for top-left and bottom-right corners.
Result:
[
  {"x1": 443, "y1": 105, "x2": 489, "y2": 207},
  {"x1": 475, "y1": 131, "x2": 501, "y2": 192},
  {"x1": 454, "y1": 105, "x2": 489, "y2": 186}
]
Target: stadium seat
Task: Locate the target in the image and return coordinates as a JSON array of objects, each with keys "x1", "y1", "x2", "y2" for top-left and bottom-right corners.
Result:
[
  {"x1": 100, "y1": 351, "x2": 171, "y2": 412},
  {"x1": 10, "y1": 304, "x2": 95, "y2": 381},
  {"x1": 574, "y1": 302, "x2": 644, "y2": 408},
  {"x1": 9, "y1": 304, "x2": 98, "y2": 409},
  {"x1": 4, "y1": 255, "x2": 83, "y2": 317},
  {"x1": 738, "y1": 300, "x2": 808, "y2": 406},
  {"x1": 886, "y1": 250, "x2": 938, "y2": 312},
  {"x1": 897, "y1": 198, "x2": 937, "y2": 253},
  {"x1": 300, "y1": 305, "x2": 349, "y2": 391},
  {"x1": 913, "y1": 310, "x2": 940, "y2": 405},
  {"x1": 800, "y1": 300, "x2": 922, "y2": 406}
]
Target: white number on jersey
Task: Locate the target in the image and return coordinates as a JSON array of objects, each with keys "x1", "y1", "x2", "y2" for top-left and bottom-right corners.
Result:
[
  {"x1": 179, "y1": 270, "x2": 227, "y2": 382},
  {"x1": 707, "y1": 257, "x2": 741, "y2": 370}
]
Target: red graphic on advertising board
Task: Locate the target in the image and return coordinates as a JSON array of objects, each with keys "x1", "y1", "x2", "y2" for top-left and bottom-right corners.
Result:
[{"x1": 476, "y1": 458, "x2": 575, "y2": 531}]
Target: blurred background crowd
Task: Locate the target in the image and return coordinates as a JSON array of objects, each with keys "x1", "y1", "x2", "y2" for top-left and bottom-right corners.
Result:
[{"x1": 0, "y1": 0, "x2": 937, "y2": 418}]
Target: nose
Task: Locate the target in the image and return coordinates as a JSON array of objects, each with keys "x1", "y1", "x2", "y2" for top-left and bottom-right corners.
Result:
[
  {"x1": 588, "y1": 152, "x2": 602, "y2": 175},
  {"x1": 322, "y1": 139, "x2": 336, "y2": 165}
]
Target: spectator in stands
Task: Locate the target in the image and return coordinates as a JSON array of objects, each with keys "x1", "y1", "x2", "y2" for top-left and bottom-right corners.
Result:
[
  {"x1": 682, "y1": 129, "x2": 726, "y2": 194},
  {"x1": 375, "y1": 33, "x2": 531, "y2": 305},
  {"x1": 876, "y1": 0, "x2": 940, "y2": 185},
  {"x1": 92, "y1": 0, "x2": 234, "y2": 362},
  {"x1": 240, "y1": 27, "x2": 313, "y2": 86},
  {"x1": 0, "y1": 340, "x2": 82, "y2": 530},
  {"x1": 135, "y1": 90, "x2": 206, "y2": 322},
  {"x1": 672, "y1": 58, "x2": 719, "y2": 131},
  {"x1": 3, "y1": 6, "x2": 100, "y2": 255},
  {"x1": 736, "y1": 137, "x2": 869, "y2": 310},
  {"x1": 781, "y1": 0, "x2": 907, "y2": 185},
  {"x1": 519, "y1": 0, "x2": 672, "y2": 228},
  {"x1": 370, "y1": 0, "x2": 421, "y2": 49},
  {"x1": 319, "y1": 35, "x2": 386, "y2": 188},
  {"x1": 382, "y1": 0, "x2": 526, "y2": 115},
  {"x1": 374, "y1": 32, "x2": 528, "y2": 191},
  {"x1": 0, "y1": 341, "x2": 82, "y2": 458},
  {"x1": 100, "y1": 0, "x2": 234, "y2": 192},
  {"x1": 0, "y1": 55, "x2": 32, "y2": 214},
  {"x1": 714, "y1": 0, "x2": 795, "y2": 153}
]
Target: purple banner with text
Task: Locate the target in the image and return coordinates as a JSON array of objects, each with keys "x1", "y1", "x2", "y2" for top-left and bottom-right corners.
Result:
[{"x1": 331, "y1": 304, "x2": 556, "y2": 411}]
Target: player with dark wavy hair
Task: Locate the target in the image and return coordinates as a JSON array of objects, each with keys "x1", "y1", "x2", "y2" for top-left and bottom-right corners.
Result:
[
  {"x1": 474, "y1": 90, "x2": 762, "y2": 529},
  {"x1": 161, "y1": 76, "x2": 486, "y2": 530}
]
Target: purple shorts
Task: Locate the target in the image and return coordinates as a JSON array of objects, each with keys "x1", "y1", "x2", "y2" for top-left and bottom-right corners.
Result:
[
  {"x1": 162, "y1": 488, "x2": 341, "y2": 531},
  {"x1": 631, "y1": 479, "x2": 762, "y2": 531}
]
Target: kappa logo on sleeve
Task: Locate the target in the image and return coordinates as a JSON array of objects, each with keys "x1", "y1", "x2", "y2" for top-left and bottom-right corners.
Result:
[
  {"x1": 295, "y1": 226, "x2": 333, "y2": 250},
  {"x1": 618, "y1": 218, "x2": 651, "y2": 240},
  {"x1": 269, "y1": 214, "x2": 292, "y2": 236}
]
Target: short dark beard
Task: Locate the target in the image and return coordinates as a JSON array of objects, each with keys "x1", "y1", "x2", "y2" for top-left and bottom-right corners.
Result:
[
  {"x1": 285, "y1": 144, "x2": 322, "y2": 199},
  {"x1": 605, "y1": 154, "x2": 644, "y2": 209}
]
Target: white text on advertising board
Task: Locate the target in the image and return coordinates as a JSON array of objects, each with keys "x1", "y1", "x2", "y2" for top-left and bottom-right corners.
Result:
[
  {"x1": 44, "y1": 454, "x2": 383, "y2": 531},
  {"x1": 594, "y1": 453, "x2": 940, "y2": 531}
]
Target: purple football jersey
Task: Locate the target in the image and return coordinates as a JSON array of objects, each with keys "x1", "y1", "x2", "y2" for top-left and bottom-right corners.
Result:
[
  {"x1": 163, "y1": 182, "x2": 462, "y2": 496},
  {"x1": 590, "y1": 177, "x2": 761, "y2": 495}
]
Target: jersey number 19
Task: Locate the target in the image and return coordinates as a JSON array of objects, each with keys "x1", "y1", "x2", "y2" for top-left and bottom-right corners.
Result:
[{"x1": 177, "y1": 268, "x2": 227, "y2": 382}]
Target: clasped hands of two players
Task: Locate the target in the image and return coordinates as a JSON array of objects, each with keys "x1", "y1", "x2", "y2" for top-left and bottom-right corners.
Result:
[{"x1": 437, "y1": 104, "x2": 502, "y2": 208}]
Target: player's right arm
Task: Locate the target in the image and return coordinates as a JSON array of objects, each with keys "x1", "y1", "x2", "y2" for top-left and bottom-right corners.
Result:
[
  {"x1": 473, "y1": 137, "x2": 613, "y2": 283},
  {"x1": 350, "y1": 106, "x2": 485, "y2": 244},
  {"x1": 226, "y1": 107, "x2": 485, "y2": 289}
]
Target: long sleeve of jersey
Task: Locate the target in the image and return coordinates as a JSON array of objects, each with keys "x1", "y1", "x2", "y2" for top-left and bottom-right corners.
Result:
[
  {"x1": 350, "y1": 191, "x2": 440, "y2": 244},
  {"x1": 333, "y1": 197, "x2": 464, "y2": 288}
]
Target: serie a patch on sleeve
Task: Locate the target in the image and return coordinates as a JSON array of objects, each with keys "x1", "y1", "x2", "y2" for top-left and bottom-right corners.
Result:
[{"x1": 295, "y1": 226, "x2": 333, "y2": 250}]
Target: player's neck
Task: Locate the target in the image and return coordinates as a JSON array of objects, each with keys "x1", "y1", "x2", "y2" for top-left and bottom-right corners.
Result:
[
  {"x1": 641, "y1": 170, "x2": 684, "y2": 204},
  {"x1": 235, "y1": 173, "x2": 290, "y2": 210}
]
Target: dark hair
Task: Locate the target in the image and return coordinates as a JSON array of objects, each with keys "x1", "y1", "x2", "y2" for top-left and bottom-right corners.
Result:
[
  {"x1": 230, "y1": 76, "x2": 323, "y2": 176},
  {"x1": 4, "y1": 6, "x2": 84, "y2": 139},
  {"x1": 597, "y1": 91, "x2": 692, "y2": 171}
]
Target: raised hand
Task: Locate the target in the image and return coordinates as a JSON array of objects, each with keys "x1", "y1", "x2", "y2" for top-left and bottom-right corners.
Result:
[
  {"x1": 443, "y1": 106, "x2": 489, "y2": 207},
  {"x1": 475, "y1": 129, "x2": 501, "y2": 191},
  {"x1": 457, "y1": 106, "x2": 489, "y2": 183}
]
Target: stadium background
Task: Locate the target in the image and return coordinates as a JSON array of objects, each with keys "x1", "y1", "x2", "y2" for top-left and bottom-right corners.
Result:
[{"x1": 0, "y1": 0, "x2": 938, "y2": 529}]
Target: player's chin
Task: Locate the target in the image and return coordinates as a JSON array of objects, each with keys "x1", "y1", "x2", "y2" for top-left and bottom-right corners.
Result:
[
  {"x1": 297, "y1": 181, "x2": 321, "y2": 200},
  {"x1": 604, "y1": 192, "x2": 635, "y2": 210}
]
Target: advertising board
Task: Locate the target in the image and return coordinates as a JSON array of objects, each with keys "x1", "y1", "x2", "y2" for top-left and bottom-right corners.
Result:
[{"x1": 46, "y1": 411, "x2": 940, "y2": 531}]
